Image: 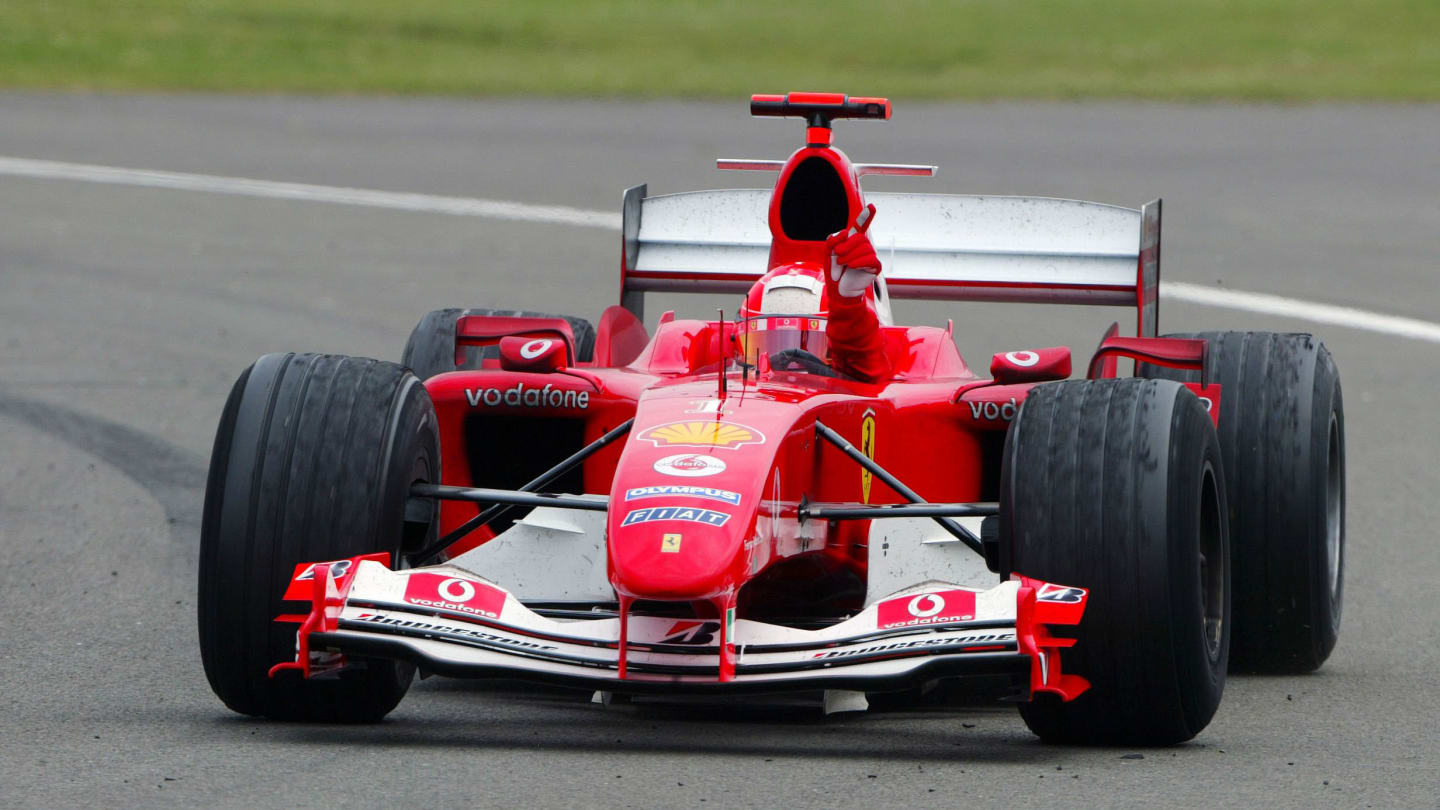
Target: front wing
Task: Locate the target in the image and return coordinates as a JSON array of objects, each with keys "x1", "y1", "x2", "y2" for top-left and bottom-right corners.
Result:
[{"x1": 272, "y1": 558, "x2": 1090, "y2": 700}]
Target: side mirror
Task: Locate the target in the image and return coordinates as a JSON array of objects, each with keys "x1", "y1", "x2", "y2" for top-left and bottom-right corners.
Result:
[
  {"x1": 990, "y1": 347, "x2": 1071, "y2": 384},
  {"x1": 499, "y1": 336, "x2": 569, "y2": 372}
]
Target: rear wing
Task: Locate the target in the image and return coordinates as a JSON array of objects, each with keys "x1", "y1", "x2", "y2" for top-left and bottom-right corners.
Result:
[{"x1": 620, "y1": 186, "x2": 1161, "y2": 337}]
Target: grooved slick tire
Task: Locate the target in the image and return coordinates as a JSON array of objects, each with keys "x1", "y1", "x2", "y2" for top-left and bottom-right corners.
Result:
[
  {"x1": 198, "y1": 353, "x2": 440, "y2": 722},
  {"x1": 1002, "y1": 379, "x2": 1230, "y2": 746},
  {"x1": 1139, "y1": 332, "x2": 1344, "y2": 673},
  {"x1": 402, "y1": 307, "x2": 596, "y2": 381}
]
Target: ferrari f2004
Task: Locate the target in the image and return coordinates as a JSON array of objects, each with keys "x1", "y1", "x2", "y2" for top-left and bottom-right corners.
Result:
[{"x1": 198, "y1": 94, "x2": 1345, "y2": 745}]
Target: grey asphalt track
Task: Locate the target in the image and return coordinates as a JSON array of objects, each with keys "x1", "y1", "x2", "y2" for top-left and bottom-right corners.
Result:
[{"x1": 1, "y1": 94, "x2": 1436, "y2": 808}]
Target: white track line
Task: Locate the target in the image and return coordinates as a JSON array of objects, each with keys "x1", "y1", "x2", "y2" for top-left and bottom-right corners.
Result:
[
  {"x1": 4, "y1": 154, "x2": 1436, "y2": 344},
  {"x1": 0, "y1": 155, "x2": 620, "y2": 230},
  {"x1": 1163, "y1": 283, "x2": 1440, "y2": 344}
]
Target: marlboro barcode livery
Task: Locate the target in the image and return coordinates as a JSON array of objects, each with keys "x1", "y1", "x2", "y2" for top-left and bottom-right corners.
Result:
[{"x1": 199, "y1": 93, "x2": 1345, "y2": 744}]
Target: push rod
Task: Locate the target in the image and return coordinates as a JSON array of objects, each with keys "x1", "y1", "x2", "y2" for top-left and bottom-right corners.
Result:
[
  {"x1": 409, "y1": 484, "x2": 608, "y2": 512},
  {"x1": 410, "y1": 417, "x2": 633, "y2": 564},
  {"x1": 801, "y1": 501, "x2": 998, "y2": 520},
  {"x1": 812, "y1": 420, "x2": 986, "y2": 556}
]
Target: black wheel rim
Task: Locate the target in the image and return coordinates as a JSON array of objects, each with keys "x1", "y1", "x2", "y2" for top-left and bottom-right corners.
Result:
[
  {"x1": 1326, "y1": 413, "x2": 1344, "y2": 604},
  {"x1": 399, "y1": 449, "x2": 437, "y2": 570},
  {"x1": 1198, "y1": 462, "x2": 1225, "y2": 661}
]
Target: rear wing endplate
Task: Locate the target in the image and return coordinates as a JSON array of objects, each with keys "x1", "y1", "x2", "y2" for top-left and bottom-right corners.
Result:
[{"x1": 620, "y1": 186, "x2": 1161, "y2": 337}]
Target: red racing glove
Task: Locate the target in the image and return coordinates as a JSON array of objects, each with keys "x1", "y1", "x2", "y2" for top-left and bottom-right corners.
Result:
[
  {"x1": 825, "y1": 204, "x2": 881, "y2": 298},
  {"x1": 822, "y1": 204, "x2": 891, "y2": 383}
]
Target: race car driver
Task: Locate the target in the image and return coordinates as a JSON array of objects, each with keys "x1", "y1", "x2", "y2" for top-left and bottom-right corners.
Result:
[{"x1": 739, "y1": 204, "x2": 891, "y2": 383}]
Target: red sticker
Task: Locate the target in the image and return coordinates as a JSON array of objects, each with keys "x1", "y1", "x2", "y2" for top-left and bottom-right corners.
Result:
[
  {"x1": 403, "y1": 573, "x2": 506, "y2": 619},
  {"x1": 282, "y1": 559, "x2": 354, "y2": 602},
  {"x1": 1183, "y1": 382, "x2": 1222, "y2": 428},
  {"x1": 876, "y1": 589, "x2": 977, "y2": 629}
]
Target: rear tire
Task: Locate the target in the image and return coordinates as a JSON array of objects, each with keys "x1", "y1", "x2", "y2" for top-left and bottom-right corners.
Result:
[
  {"x1": 402, "y1": 307, "x2": 596, "y2": 380},
  {"x1": 198, "y1": 353, "x2": 439, "y2": 721},
  {"x1": 1139, "y1": 331, "x2": 1344, "y2": 672},
  {"x1": 1002, "y1": 378, "x2": 1230, "y2": 745}
]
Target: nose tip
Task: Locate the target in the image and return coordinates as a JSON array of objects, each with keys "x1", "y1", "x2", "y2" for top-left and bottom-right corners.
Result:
[{"x1": 608, "y1": 527, "x2": 738, "y2": 601}]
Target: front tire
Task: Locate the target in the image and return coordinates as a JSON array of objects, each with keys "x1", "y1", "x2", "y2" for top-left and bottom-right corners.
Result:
[
  {"x1": 1002, "y1": 378, "x2": 1230, "y2": 745},
  {"x1": 1140, "y1": 331, "x2": 1344, "y2": 672},
  {"x1": 198, "y1": 353, "x2": 439, "y2": 721}
]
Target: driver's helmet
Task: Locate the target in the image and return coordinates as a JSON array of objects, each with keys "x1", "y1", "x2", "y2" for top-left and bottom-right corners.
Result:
[{"x1": 738, "y1": 264, "x2": 830, "y2": 368}]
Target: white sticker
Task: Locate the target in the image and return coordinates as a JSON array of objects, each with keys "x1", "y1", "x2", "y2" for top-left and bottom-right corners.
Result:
[
  {"x1": 1037, "y1": 584, "x2": 1086, "y2": 603},
  {"x1": 625, "y1": 485, "x2": 741, "y2": 505},
  {"x1": 295, "y1": 559, "x2": 352, "y2": 581},
  {"x1": 438, "y1": 578, "x2": 477, "y2": 603},
  {"x1": 907, "y1": 593, "x2": 945, "y2": 618},
  {"x1": 1005, "y1": 350, "x2": 1040, "y2": 367},
  {"x1": 519, "y1": 339, "x2": 552, "y2": 359},
  {"x1": 652, "y1": 453, "x2": 727, "y2": 478}
]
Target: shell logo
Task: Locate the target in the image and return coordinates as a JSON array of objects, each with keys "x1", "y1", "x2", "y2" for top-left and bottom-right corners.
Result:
[{"x1": 640, "y1": 421, "x2": 765, "y2": 450}]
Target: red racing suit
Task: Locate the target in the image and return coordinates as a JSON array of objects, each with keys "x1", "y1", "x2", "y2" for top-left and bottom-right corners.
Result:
[
  {"x1": 824, "y1": 206, "x2": 891, "y2": 383},
  {"x1": 826, "y1": 290, "x2": 890, "y2": 383}
]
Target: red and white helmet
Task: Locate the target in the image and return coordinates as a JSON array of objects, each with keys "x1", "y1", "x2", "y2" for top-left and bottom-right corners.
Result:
[
  {"x1": 741, "y1": 263, "x2": 830, "y2": 319},
  {"x1": 738, "y1": 263, "x2": 831, "y2": 366}
]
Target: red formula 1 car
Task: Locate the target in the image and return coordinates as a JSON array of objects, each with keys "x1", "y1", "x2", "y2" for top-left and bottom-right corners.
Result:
[{"x1": 198, "y1": 94, "x2": 1345, "y2": 745}]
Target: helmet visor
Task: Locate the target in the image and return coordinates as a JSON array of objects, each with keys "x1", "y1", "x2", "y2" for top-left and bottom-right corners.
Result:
[{"x1": 740, "y1": 315, "x2": 829, "y2": 369}]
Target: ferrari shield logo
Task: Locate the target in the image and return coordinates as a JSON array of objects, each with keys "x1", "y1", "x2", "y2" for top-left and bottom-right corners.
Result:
[
  {"x1": 860, "y1": 410, "x2": 876, "y2": 503},
  {"x1": 641, "y1": 420, "x2": 765, "y2": 450},
  {"x1": 661, "y1": 533, "x2": 682, "y2": 553}
]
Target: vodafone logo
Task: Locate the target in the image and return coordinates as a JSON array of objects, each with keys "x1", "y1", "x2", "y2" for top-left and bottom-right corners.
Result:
[
  {"x1": 967, "y1": 397, "x2": 1019, "y2": 422},
  {"x1": 519, "y1": 339, "x2": 552, "y2": 359},
  {"x1": 652, "y1": 453, "x2": 727, "y2": 478},
  {"x1": 876, "y1": 589, "x2": 978, "y2": 629},
  {"x1": 1005, "y1": 350, "x2": 1040, "y2": 367},
  {"x1": 403, "y1": 572, "x2": 505, "y2": 618},
  {"x1": 437, "y1": 578, "x2": 476, "y2": 602},
  {"x1": 907, "y1": 593, "x2": 945, "y2": 618}
]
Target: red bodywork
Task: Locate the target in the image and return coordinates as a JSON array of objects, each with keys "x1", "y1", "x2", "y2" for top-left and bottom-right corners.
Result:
[{"x1": 404, "y1": 93, "x2": 1209, "y2": 685}]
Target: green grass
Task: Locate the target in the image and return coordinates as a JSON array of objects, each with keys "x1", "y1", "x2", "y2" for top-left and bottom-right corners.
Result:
[{"x1": 2, "y1": 0, "x2": 1437, "y2": 99}]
